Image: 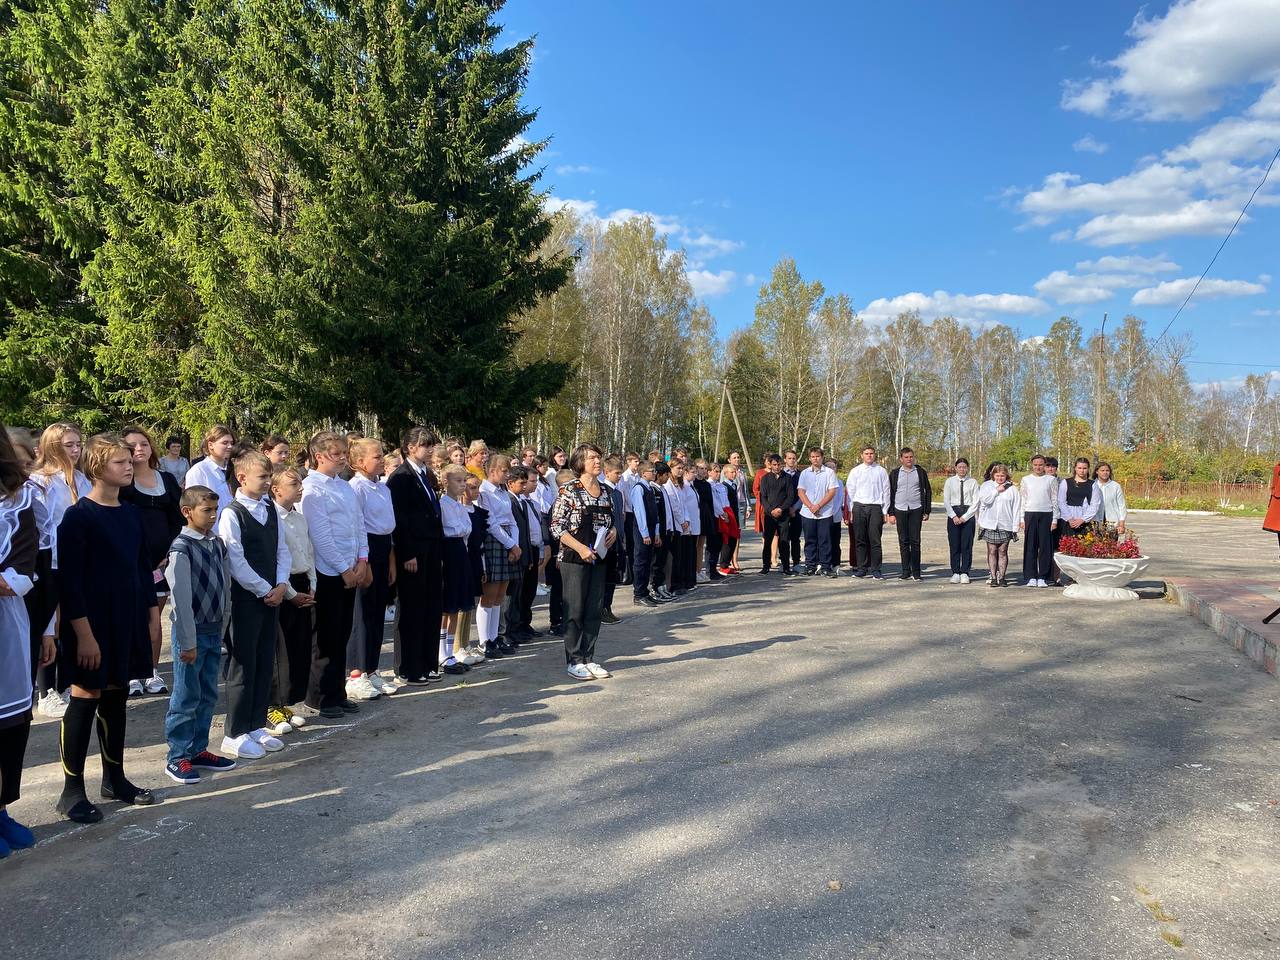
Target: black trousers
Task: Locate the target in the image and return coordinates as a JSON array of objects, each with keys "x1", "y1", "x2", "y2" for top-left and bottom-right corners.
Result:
[
  {"x1": 546, "y1": 549, "x2": 564, "y2": 627},
  {"x1": 26, "y1": 547, "x2": 57, "y2": 692},
  {"x1": 632, "y1": 537, "x2": 653, "y2": 599},
  {"x1": 394, "y1": 540, "x2": 442, "y2": 680},
  {"x1": 622, "y1": 514, "x2": 637, "y2": 584},
  {"x1": 560, "y1": 559, "x2": 606, "y2": 664},
  {"x1": 947, "y1": 517, "x2": 976, "y2": 574},
  {"x1": 350, "y1": 533, "x2": 393, "y2": 675},
  {"x1": 223, "y1": 591, "x2": 280, "y2": 738},
  {"x1": 719, "y1": 535, "x2": 737, "y2": 568},
  {"x1": 0, "y1": 717, "x2": 31, "y2": 806},
  {"x1": 308, "y1": 573, "x2": 356, "y2": 708},
  {"x1": 802, "y1": 515, "x2": 833, "y2": 570},
  {"x1": 1022, "y1": 512, "x2": 1054, "y2": 582},
  {"x1": 893, "y1": 508, "x2": 924, "y2": 577},
  {"x1": 517, "y1": 560, "x2": 539, "y2": 632},
  {"x1": 787, "y1": 513, "x2": 802, "y2": 567},
  {"x1": 650, "y1": 534, "x2": 670, "y2": 592},
  {"x1": 851, "y1": 502, "x2": 885, "y2": 574},
  {"x1": 762, "y1": 513, "x2": 791, "y2": 572},
  {"x1": 274, "y1": 572, "x2": 314, "y2": 705},
  {"x1": 830, "y1": 519, "x2": 843, "y2": 567},
  {"x1": 705, "y1": 525, "x2": 723, "y2": 575}
]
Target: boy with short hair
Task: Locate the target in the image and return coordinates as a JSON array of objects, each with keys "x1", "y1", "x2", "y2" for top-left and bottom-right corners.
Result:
[
  {"x1": 600, "y1": 456, "x2": 627, "y2": 622},
  {"x1": 218, "y1": 450, "x2": 293, "y2": 759},
  {"x1": 163, "y1": 486, "x2": 237, "y2": 784},
  {"x1": 270, "y1": 465, "x2": 316, "y2": 728},
  {"x1": 347, "y1": 438, "x2": 397, "y2": 700}
]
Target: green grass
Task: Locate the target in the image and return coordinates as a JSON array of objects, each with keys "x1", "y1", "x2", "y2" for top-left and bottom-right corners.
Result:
[{"x1": 1128, "y1": 497, "x2": 1266, "y2": 517}]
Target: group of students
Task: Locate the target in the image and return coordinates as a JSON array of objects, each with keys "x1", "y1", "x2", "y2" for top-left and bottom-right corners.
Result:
[
  {"x1": 0, "y1": 418, "x2": 772, "y2": 849},
  {"x1": 747, "y1": 444, "x2": 1128, "y2": 588}
]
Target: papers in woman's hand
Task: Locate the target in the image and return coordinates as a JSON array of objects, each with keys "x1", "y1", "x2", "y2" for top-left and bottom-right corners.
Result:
[{"x1": 591, "y1": 526, "x2": 609, "y2": 559}]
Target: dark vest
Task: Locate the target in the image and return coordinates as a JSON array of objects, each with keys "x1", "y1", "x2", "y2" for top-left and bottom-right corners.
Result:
[
  {"x1": 651, "y1": 483, "x2": 668, "y2": 538},
  {"x1": 226, "y1": 500, "x2": 278, "y2": 600}
]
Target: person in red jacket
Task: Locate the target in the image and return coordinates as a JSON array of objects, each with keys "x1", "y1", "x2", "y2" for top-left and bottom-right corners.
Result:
[{"x1": 1264, "y1": 462, "x2": 1280, "y2": 559}]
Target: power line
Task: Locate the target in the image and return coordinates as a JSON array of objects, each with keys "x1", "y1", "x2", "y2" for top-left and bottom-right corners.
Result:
[
  {"x1": 1184, "y1": 359, "x2": 1280, "y2": 367},
  {"x1": 1150, "y1": 145, "x2": 1280, "y2": 351}
]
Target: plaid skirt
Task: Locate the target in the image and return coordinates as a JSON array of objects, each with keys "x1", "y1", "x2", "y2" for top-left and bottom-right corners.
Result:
[
  {"x1": 979, "y1": 527, "x2": 1017, "y2": 544},
  {"x1": 483, "y1": 533, "x2": 519, "y2": 582}
]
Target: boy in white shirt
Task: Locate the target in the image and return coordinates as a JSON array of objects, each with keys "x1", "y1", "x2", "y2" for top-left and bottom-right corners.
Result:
[
  {"x1": 1018, "y1": 455, "x2": 1060, "y2": 588},
  {"x1": 346, "y1": 439, "x2": 397, "y2": 700},
  {"x1": 796, "y1": 447, "x2": 838, "y2": 578}
]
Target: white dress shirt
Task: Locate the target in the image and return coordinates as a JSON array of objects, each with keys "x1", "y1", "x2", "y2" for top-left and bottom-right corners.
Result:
[
  {"x1": 846, "y1": 462, "x2": 890, "y2": 513},
  {"x1": 217, "y1": 491, "x2": 292, "y2": 597},
  {"x1": 828, "y1": 475, "x2": 845, "y2": 522},
  {"x1": 1019, "y1": 473, "x2": 1061, "y2": 520},
  {"x1": 618, "y1": 468, "x2": 637, "y2": 514},
  {"x1": 479, "y1": 479, "x2": 518, "y2": 549},
  {"x1": 1058, "y1": 479, "x2": 1101, "y2": 527},
  {"x1": 29, "y1": 470, "x2": 92, "y2": 569},
  {"x1": 184, "y1": 458, "x2": 233, "y2": 518},
  {"x1": 441, "y1": 494, "x2": 472, "y2": 539},
  {"x1": 522, "y1": 495, "x2": 545, "y2": 548},
  {"x1": 797, "y1": 465, "x2": 838, "y2": 520},
  {"x1": 664, "y1": 480, "x2": 690, "y2": 532},
  {"x1": 275, "y1": 503, "x2": 318, "y2": 598},
  {"x1": 301, "y1": 469, "x2": 368, "y2": 576},
  {"x1": 680, "y1": 483, "x2": 701, "y2": 536},
  {"x1": 942, "y1": 475, "x2": 980, "y2": 522},
  {"x1": 349, "y1": 473, "x2": 396, "y2": 536}
]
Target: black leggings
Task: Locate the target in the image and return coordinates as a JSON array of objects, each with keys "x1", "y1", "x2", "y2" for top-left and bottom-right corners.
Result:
[
  {"x1": 0, "y1": 718, "x2": 31, "y2": 806},
  {"x1": 26, "y1": 548, "x2": 58, "y2": 692}
]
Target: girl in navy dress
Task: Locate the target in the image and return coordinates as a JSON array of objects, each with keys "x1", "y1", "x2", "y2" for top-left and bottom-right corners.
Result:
[{"x1": 55, "y1": 435, "x2": 160, "y2": 822}]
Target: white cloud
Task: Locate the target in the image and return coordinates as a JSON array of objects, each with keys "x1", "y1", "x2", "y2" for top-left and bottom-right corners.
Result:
[
  {"x1": 860, "y1": 290, "x2": 1048, "y2": 325},
  {"x1": 545, "y1": 196, "x2": 740, "y2": 266},
  {"x1": 1033, "y1": 270, "x2": 1143, "y2": 304},
  {"x1": 1252, "y1": 308, "x2": 1277, "y2": 316},
  {"x1": 1074, "y1": 254, "x2": 1179, "y2": 274},
  {"x1": 1131, "y1": 276, "x2": 1267, "y2": 305},
  {"x1": 1072, "y1": 135, "x2": 1110, "y2": 154},
  {"x1": 1193, "y1": 368, "x2": 1280, "y2": 392},
  {"x1": 1163, "y1": 95, "x2": 1280, "y2": 164},
  {"x1": 1063, "y1": 0, "x2": 1280, "y2": 121},
  {"x1": 554, "y1": 164, "x2": 594, "y2": 175},
  {"x1": 1074, "y1": 199, "x2": 1247, "y2": 245},
  {"x1": 686, "y1": 269, "x2": 737, "y2": 298}
]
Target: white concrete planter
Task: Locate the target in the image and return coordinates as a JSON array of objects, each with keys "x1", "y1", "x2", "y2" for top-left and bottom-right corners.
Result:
[{"x1": 1054, "y1": 553, "x2": 1150, "y2": 601}]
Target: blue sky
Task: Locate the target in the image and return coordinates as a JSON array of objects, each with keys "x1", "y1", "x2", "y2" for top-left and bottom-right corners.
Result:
[{"x1": 500, "y1": 0, "x2": 1280, "y2": 391}]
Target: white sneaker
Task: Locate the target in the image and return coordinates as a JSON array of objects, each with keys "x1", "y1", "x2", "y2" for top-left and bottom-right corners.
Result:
[
  {"x1": 290, "y1": 701, "x2": 321, "y2": 721},
  {"x1": 696, "y1": 571, "x2": 710, "y2": 584},
  {"x1": 566, "y1": 664, "x2": 592, "y2": 681},
  {"x1": 345, "y1": 672, "x2": 381, "y2": 700},
  {"x1": 144, "y1": 671, "x2": 168, "y2": 695},
  {"x1": 585, "y1": 662, "x2": 611, "y2": 679},
  {"x1": 265, "y1": 718, "x2": 293, "y2": 737},
  {"x1": 535, "y1": 583, "x2": 550, "y2": 597},
  {"x1": 950, "y1": 574, "x2": 961, "y2": 584},
  {"x1": 367, "y1": 673, "x2": 395, "y2": 696},
  {"x1": 128, "y1": 678, "x2": 145, "y2": 697},
  {"x1": 382, "y1": 672, "x2": 409, "y2": 690},
  {"x1": 37, "y1": 688, "x2": 67, "y2": 719},
  {"x1": 960, "y1": 574, "x2": 970, "y2": 585},
  {"x1": 383, "y1": 604, "x2": 396, "y2": 623},
  {"x1": 249, "y1": 728, "x2": 285, "y2": 752},
  {"x1": 1026, "y1": 580, "x2": 1040, "y2": 588},
  {"x1": 222, "y1": 733, "x2": 266, "y2": 759},
  {"x1": 466, "y1": 645, "x2": 486, "y2": 662},
  {"x1": 458, "y1": 649, "x2": 481, "y2": 666}
]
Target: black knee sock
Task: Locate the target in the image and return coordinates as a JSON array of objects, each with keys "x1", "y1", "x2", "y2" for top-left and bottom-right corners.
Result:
[
  {"x1": 57, "y1": 695, "x2": 98, "y2": 812},
  {"x1": 96, "y1": 688, "x2": 143, "y2": 801}
]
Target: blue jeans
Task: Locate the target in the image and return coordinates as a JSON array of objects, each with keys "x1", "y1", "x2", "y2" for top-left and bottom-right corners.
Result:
[
  {"x1": 165, "y1": 624, "x2": 223, "y2": 764},
  {"x1": 802, "y1": 515, "x2": 832, "y2": 570}
]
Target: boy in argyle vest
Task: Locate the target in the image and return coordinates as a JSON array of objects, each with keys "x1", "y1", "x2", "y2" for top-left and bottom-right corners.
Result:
[{"x1": 162, "y1": 485, "x2": 236, "y2": 784}]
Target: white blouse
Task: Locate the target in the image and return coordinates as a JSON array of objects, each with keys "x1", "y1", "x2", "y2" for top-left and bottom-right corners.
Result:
[
  {"x1": 29, "y1": 470, "x2": 92, "y2": 569},
  {"x1": 184, "y1": 457, "x2": 233, "y2": 518},
  {"x1": 976, "y1": 480, "x2": 1022, "y2": 532},
  {"x1": 942, "y1": 475, "x2": 980, "y2": 522},
  {"x1": 441, "y1": 494, "x2": 472, "y2": 539},
  {"x1": 479, "y1": 479, "x2": 518, "y2": 549},
  {"x1": 349, "y1": 473, "x2": 396, "y2": 536}
]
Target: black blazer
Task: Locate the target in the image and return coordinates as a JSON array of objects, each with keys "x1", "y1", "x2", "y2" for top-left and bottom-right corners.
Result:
[
  {"x1": 691, "y1": 478, "x2": 715, "y2": 532},
  {"x1": 887, "y1": 466, "x2": 932, "y2": 519},
  {"x1": 386, "y1": 462, "x2": 442, "y2": 563},
  {"x1": 509, "y1": 491, "x2": 535, "y2": 570}
]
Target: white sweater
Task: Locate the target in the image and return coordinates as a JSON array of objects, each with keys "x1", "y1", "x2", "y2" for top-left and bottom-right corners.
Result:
[
  {"x1": 1019, "y1": 473, "x2": 1060, "y2": 519},
  {"x1": 976, "y1": 480, "x2": 1022, "y2": 532}
]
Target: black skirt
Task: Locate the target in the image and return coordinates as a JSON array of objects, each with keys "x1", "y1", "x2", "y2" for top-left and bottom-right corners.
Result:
[{"x1": 442, "y1": 538, "x2": 475, "y2": 613}]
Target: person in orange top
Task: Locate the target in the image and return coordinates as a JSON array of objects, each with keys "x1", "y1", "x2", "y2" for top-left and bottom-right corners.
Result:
[
  {"x1": 1264, "y1": 462, "x2": 1280, "y2": 557},
  {"x1": 464, "y1": 440, "x2": 488, "y2": 482}
]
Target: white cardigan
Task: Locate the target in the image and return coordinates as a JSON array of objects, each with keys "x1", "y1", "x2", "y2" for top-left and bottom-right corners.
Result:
[{"x1": 975, "y1": 480, "x2": 1022, "y2": 532}]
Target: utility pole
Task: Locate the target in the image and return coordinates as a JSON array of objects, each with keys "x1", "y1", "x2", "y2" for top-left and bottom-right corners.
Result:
[
  {"x1": 713, "y1": 380, "x2": 727, "y2": 463},
  {"x1": 724, "y1": 381, "x2": 754, "y2": 474},
  {"x1": 1093, "y1": 313, "x2": 1107, "y2": 457}
]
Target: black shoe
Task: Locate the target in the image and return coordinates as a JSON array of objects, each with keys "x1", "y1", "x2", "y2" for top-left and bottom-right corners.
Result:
[
  {"x1": 824, "y1": 569, "x2": 838, "y2": 578},
  {"x1": 526, "y1": 628, "x2": 545, "y2": 638},
  {"x1": 853, "y1": 570, "x2": 867, "y2": 578},
  {"x1": 760, "y1": 567, "x2": 772, "y2": 575},
  {"x1": 782, "y1": 568, "x2": 794, "y2": 577},
  {"x1": 495, "y1": 641, "x2": 517, "y2": 655},
  {"x1": 319, "y1": 705, "x2": 345, "y2": 718},
  {"x1": 550, "y1": 624, "x2": 567, "y2": 637},
  {"x1": 635, "y1": 595, "x2": 659, "y2": 607},
  {"x1": 442, "y1": 661, "x2": 468, "y2": 675},
  {"x1": 100, "y1": 780, "x2": 155, "y2": 806},
  {"x1": 600, "y1": 609, "x2": 621, "y2": 625},
  {"x1": 872, "y1": 571, "x2": 884, "y2": 580},
  {"x1": 898, "y1": 574, "x2": 911, "y2": 581},
  {"x1": 340, "y1": 699, "x2": 361, "y2": 712},
  {"x1": 426, "y1": 670, "x2": 443, "y2": 683},
  {"x1": 912, "y1": 575, "x2": 922, "y2": 581},
  {"x1": 988, "y1": 577, "x2": 999, "y2": 587},
  {"x1": 483, "y1": 645, "x2": 505, "y2": 660}
]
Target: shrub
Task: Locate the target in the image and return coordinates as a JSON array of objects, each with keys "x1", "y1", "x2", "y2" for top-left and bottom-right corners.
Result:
[{"x1": 1058, "y1": 524, "x2": 1142, "y2": 559}]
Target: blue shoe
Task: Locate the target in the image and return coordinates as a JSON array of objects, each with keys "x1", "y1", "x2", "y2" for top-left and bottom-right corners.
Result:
[
  {"x1": 164, "y1": 759, "x2": 201, "y2": 784},
  {"x1": 0, "y1": 810, "x2": 34, "y2": 850},
  {"x1": 0, "y1": 835, "x2": 10, "y2": 858},
  {"x1": 190, "y1": 751, "x2": 236, "y2": 772}
]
